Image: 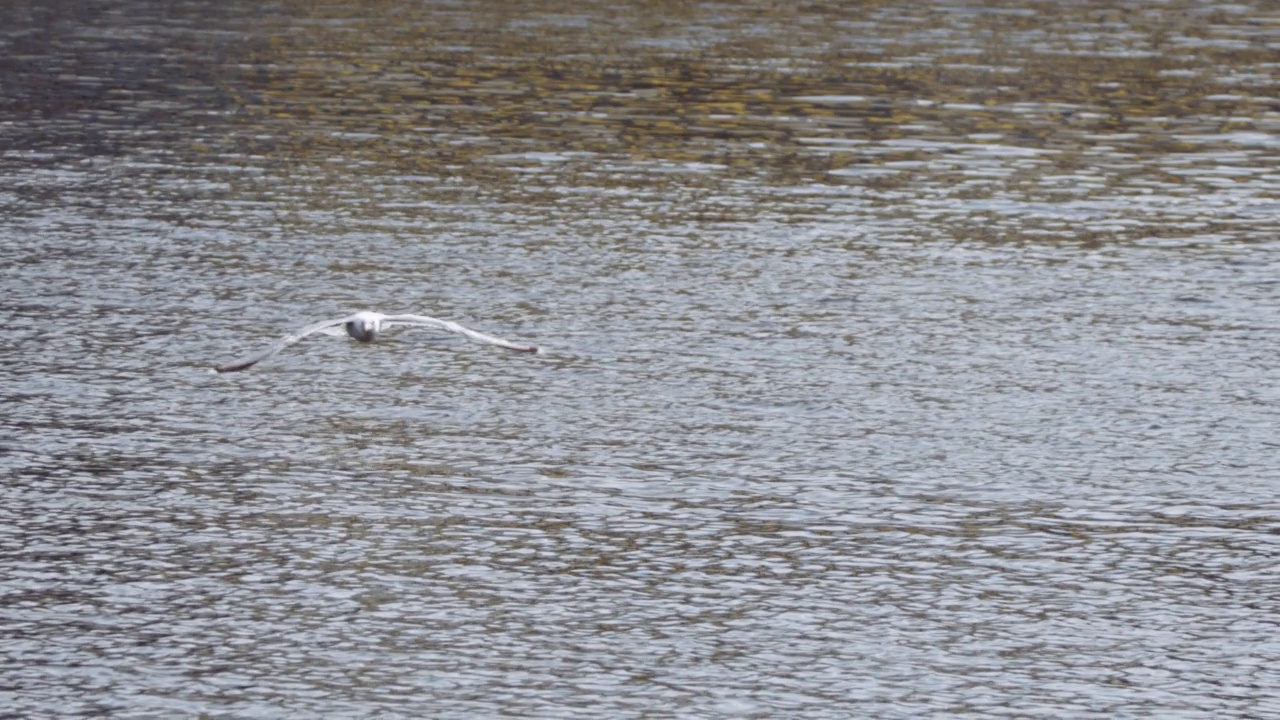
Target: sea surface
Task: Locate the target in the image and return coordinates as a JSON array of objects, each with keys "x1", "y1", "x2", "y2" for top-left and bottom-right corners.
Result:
[{"x1": 1, "y1": 1, "x2": 1277, "y2": 717}]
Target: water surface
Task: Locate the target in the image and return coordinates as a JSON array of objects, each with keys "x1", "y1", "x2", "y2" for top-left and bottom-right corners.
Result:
[{"x1": 1, "y1": 1, "x2": 1277, "y2": 717}]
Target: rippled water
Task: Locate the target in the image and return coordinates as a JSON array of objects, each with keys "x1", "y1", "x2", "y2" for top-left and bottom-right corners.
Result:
[{"x1": 2, "y1": 1, "x2": 1278, "y2": 717}]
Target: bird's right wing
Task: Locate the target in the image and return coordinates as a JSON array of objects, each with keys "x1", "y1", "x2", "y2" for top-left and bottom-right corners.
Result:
[{"x1": 214, "y1": 315, "x2": 355, "y2": 373}]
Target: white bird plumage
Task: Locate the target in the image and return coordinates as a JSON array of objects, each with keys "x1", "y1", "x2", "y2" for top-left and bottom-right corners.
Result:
[{"x1": 215, "y1": 310, "x2": 537, "y2": 373}]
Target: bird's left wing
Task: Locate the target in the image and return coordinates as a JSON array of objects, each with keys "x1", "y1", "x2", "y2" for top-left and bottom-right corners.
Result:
[{"x1": 381, "y1": 314, "x2": 538, "y2": 353}]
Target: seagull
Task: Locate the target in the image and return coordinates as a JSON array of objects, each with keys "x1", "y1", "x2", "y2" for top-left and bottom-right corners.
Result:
[{"x1": 215, "y1": 310, "x2": 537, "y2": 373}]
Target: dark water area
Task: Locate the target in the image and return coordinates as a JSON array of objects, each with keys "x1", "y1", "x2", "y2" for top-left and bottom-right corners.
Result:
[{"x1": 1, "y1": 1, "x2": 1277, "y2": 717}]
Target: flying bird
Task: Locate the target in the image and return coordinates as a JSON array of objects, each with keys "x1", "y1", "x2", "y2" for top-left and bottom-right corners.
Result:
[{"x1": 215, "y1": 310, "x2": 537, "y2": 373}]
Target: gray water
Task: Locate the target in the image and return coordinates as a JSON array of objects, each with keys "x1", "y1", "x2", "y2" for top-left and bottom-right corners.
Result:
[{"x1": 2, "y1": 1, "x2": 1278, "y2": 717}]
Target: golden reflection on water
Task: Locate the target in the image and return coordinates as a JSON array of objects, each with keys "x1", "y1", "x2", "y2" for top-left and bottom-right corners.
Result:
[{"x1": 216, "y1": 0, "x2": 1277, "y2": 237}]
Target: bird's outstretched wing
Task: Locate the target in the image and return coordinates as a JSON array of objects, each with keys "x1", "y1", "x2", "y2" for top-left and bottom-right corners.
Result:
[
  {"x1": 215, "y1": 315, "x2": 356, "y2": 373},
  {"x1": 381, "y1": 314, "x2": 538, "y2": 353}
]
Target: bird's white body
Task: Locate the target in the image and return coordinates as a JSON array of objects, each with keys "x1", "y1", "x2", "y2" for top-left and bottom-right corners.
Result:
[{"x1": 216, "y1": 310, "x2": 537, "y2": 373}]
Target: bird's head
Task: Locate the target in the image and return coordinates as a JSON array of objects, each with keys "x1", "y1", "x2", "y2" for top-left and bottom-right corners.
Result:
[{"x1": 345, "y1": 315, "x2": 380, "y2": 342}]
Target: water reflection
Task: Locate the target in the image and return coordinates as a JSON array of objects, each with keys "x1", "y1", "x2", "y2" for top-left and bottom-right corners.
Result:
[
  {"x1": 1, "y1": 0, "x2": 1277, "y2": 717},
  {"x1": 203, "y1": 0, "x2": 1278, "y2": 242}
]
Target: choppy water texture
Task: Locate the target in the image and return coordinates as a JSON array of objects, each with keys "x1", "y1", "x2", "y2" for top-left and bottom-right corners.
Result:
[{"x1": 2, "y1": 0, "x2": 1278, "y2": 717}]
